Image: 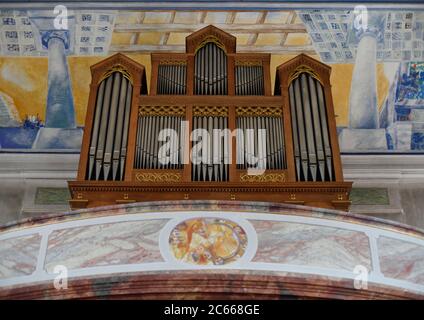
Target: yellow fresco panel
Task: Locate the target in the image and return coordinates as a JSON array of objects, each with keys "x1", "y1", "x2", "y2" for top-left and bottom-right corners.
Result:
[
  {"x1": 377, "y1": 64, "x2": 389, "y2": 112},
  {"x1": 255, "y1": 33, "x2": 282, "y2": 46},
  {"x1": 0, "y1": 57, "x2": 48, "y2": 123},
  {"x1": 174, "y1": 12, "x2": 202, "y2": 24},
  {"x1": 0, "y1": 52, "x2": 390, "y2": 129},
  {"x1": 143, "y1": 12, "x2": 172, "y2": 24},
  {"x1": 136, "y1": 32, "x2": 162, "y2": 45},
  {"x1": 204, "y1": 12, "x2": 228, "y2": 24},
  {"x1": 232, "y1": 33, "x2": 251, "y2": 46},
  {"x1": 114, "y1": 12, "x2": 143, "y2": 24},
  {"x1": 167, "y1": 32, "x2": 191, "y2": 45},
  {"x1": 234, "y1": 12, "x2": 260, "y2": 24},
  {"x1": 264, "y1": 11, "x2": 290, "y2": 24},
  {"x1": 293, "y1": 14, "x2": 303, "y2": 24},
  {"x1": 284, "y1": 33, "x2": 310, "y2": 46},
  {"x1": 111, "y1": 32, "x2": 134, "y2": 45}
]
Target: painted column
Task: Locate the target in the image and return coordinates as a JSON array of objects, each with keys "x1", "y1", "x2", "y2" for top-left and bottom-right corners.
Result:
[
  {"x1": 348, "y1": 31, "x2": 378, "y2": 129},
  {"x1": 44, "y1": 31, "x2": 75, "y2": 128}
]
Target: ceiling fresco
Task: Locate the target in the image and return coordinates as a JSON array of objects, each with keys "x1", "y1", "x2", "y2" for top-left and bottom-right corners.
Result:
[{"x1": 0, "y1": 3, "x2": 423, "y2": 153}]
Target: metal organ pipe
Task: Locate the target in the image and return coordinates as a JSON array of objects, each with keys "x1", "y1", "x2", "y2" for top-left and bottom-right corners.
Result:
[
  {"x1": 300, "y1": 73, "x2": 318, "y2": 181},
  {"x1": 88, "y1": 80, "x2": 105, "y2": 180},
  {"x1": 95, "y1": 75, "x2": 113, "y2": 180},
  {"x1": 157, "y1": 63, "x2": 187, "y2": 95},
  {"x1": 288, "y1": 73, "x2": 334, "y2": 182},
  {"x1": 135, "y1": 112, "x2": 184, "y2": 170},
  {"x1": 308, "y1": 76, "x2": 325, "y2": 181},
  {"x1": 86, "y1": 71, "x2": 133, "y2": 181},
  {"x1": 195, "y1": 42, "x2": 227, "y2": 95},
  {"x1": 235, "y1": 65, "x2": 265, "y2": 96},
  {"x1": 103, "y1": 72, "x2": 122, "y2": 180},
  {"x1": 316, "y1": 80, "x2": 333, "y2": 181},
  {"x1": 191, "y1": 115, "x2": 229, "y2": 182},
  {"x1": 236, "y1": 115, "x2": 284, "y2": 170}
]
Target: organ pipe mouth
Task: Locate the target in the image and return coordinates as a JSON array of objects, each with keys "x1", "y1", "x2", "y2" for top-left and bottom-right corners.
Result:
[{"x1": 99, "y1": 65, "x2": 133, "y2": 85}]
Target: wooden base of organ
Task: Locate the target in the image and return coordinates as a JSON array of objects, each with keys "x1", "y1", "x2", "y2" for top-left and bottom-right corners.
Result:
[
  {"x1": 68, "y1": 25, "x2": 352, "y2": 211},
  {"x1": 68, "y1": 181, "x2": 351, "y2": 211}
]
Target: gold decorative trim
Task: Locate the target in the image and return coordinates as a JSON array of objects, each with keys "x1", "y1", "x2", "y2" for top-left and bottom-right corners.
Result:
[
  {"x1": 193, "y1": 105, "x2": 228, "y2": 117},
  {"x1": 135, "y1": 172, "x2": 182, "y2": 183},
  {"x1": 288, "y1": 65, "x2": 322, "y2": 85},
  {"x1": 99, "y1": 64, "x2": 133, "y2": 84},
  {"x1": 240, "y1": 173, "x2": 286, "y2": 183},
  {"x1": 159, "y1": 60, "x2": 187, "y2": 66},
  {"x1": 236, "y1": 106, "x2": 282, "y2": 117},
  {"x1": 235, "y1": 60, "x2": 263, "y2": 67},
  {"x1": 195, "y1": 36, "x2": 227, "y2": 54},
  {"x1": 139, "y1": 105, "x2": 186, "y2": 117}
]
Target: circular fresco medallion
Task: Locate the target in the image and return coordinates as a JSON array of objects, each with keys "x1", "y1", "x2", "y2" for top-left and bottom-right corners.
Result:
[{"x1": 169, "y1": 218, "x2": 248, "y2": 265}]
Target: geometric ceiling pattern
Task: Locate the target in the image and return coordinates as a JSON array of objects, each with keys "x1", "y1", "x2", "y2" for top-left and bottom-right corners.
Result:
[
  {"x1": 0, "y1": 10, "x2": 314, "y2": 57},
  {"x1": 299, "y1": 9, "x2": 424, "y2": 63},
  {"x1": 110, "y1": 10, "x2": 314, "y2": 55},
  {"x1": 1, "y1": 9, "x2": 423, "y2": 63}
]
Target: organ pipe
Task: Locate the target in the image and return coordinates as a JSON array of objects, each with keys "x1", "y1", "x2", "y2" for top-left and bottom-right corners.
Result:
[
  {"x1": 135, "y1": 114, "x2": 184, "y2": 170},
  {"x1": 235, "y1": 65, "x2": 264, "y2": 95},
  {"x1": 157, "y1": 64, "x2": 187, "y2": 95},
  {"x1": 192, "y1": 115, "x2": 229, "y2": 181},
  {"x1": 288, "y1": 72, "x2": 334, "y2": 182},
  {"x1": 86, "y1": 71, "x2": 132, "y2": 181},
  {"x1": 236, "y1": 115, "x2": 285, "y2": 170},
  {"x1": 194, "y1": 42, "x2": 228, "y2": 95}
]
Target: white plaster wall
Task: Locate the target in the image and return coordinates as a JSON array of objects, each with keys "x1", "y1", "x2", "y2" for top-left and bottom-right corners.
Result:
[{"x1": 0, "y1": 153, "x2": 424, "y2": 229}]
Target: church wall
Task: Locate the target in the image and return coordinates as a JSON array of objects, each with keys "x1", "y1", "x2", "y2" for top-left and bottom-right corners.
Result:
[
  {"x1": 0, "y1": 7, "x2": 423, "y2": 152},
  {"x1": 0, "y1": 154, "x2": 423, "y2": 229}
]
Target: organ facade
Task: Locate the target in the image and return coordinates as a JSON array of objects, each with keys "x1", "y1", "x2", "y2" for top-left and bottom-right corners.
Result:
[{"x1": 68, "y1": 25, "x2": 352, "y2": 210}]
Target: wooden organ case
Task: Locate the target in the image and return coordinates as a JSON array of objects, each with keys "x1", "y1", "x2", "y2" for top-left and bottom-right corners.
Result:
[{"x1": 68, "y1": 25, "x2": 352, "y2": 211}]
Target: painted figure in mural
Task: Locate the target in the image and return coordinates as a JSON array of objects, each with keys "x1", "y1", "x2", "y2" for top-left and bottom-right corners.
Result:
[
  {"x1": 169, "y1": 218, "x2": 247, "y2": 265},
  {"x1": 22, "y1": 114, "x2": 44, "y2": 129}
]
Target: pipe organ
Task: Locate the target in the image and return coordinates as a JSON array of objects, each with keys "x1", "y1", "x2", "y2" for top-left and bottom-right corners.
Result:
[
  {"x1": 69, "y1": 25, "x2": 352, "y2": 211},
  {"x1": 157, "y1": 62, "x2": 187, "y2": 95},
  {"x1": 235, "y1": 63, "x2": 265, "y2": 95},
  {"x1": 194, "y1": 42, "x2": 228, "y2": 95},
  {"x1": 87, "y1": 68, "x2": 134, "y2": 181},
  {"x1": 289, "y1": 72, "x2": 333, "y2": 182}
]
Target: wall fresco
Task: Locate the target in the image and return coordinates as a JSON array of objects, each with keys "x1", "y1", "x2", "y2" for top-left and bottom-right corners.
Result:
[
  {"x1": 169, "y1": 218, "x2": 248, "y2": 265},
  {"x1": 0, "y1": 6, "x2": 422, "y2": 152}
]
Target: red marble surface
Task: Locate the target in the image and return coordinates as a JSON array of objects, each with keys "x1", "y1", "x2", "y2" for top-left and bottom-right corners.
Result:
[{"x1": 0, "y1": 270, "x2": 422, "y2": 300}]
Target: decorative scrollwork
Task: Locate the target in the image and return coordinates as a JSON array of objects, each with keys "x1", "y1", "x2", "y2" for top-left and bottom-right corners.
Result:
[
  {"x1": 99, "y1": 64, "x2": 133, "y2": 84},
  {"x1": 236, "y1": 106, "x2": 282, "y2": 117},
  {"x1": 288, "y1": 65, "x2": 322, "y2": 85},
  {"x1": 195, "y1": 35, "x2": 227, "y2": 54},
  {"x1": 158, "y1": 60, "x2": 187, "y2": 65},
  {"x1": 139, "y1": 105, "x2": 186, "y2": 117},
  {"x1": 135, "y1": 172, "x2": 182, "y2": 183},
  {"x1": 235, "y1": 60, "x2": 263, "y2": 66},
  {"x1": 193, "y1": 105, "x2": 228, "y2": 117},
  {"x1": 240, "y1": 173, "x2": 286, "y2": 183}
]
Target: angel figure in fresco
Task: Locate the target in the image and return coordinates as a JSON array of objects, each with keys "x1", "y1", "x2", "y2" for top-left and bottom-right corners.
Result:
[{"x1": 170, "y1": 219, "x2": 241, "y2": 265}]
